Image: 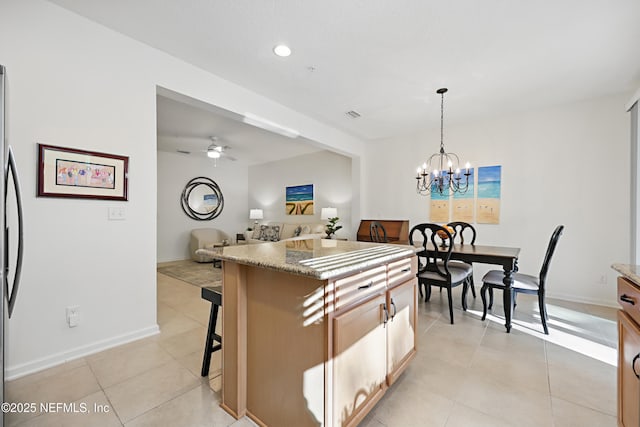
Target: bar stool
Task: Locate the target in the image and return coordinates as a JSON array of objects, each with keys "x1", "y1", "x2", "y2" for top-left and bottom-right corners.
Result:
[{"x1": 201, "y1": 286, "x2": 222, "y2": 376}]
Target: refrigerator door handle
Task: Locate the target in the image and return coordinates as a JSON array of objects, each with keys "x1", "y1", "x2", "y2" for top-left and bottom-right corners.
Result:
[{"x1": 6, "y1": 145, "x2": 23, "y2": 318}]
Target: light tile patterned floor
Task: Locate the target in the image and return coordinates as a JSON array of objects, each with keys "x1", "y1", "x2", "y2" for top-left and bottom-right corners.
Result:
[{"x1": 5, "y1": 273, "x2": 618, "y2": 426}]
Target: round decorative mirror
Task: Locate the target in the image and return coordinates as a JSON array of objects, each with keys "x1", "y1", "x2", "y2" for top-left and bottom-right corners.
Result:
[{"x1": 181, "y1": 177, "x2": 224, "y2": 221}]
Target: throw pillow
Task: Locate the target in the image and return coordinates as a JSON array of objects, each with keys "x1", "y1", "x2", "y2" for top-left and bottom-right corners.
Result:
[
  {"x1": 301, "y1": 225, "x2": 311, "y2": 235},
  {"x1": 293, "y1": 226, "x2": 302, "y2": 237},
  {"x1": 259, "y1": 225, "x2": 281, "y2": 242},
  {"x1": 251, "y1": 228, "x2": 261, "y2": 239}
]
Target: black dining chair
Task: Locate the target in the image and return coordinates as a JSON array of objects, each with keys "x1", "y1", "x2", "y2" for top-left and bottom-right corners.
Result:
[
  {"x1": 410, "y1": 223, "x2": 473, "y2": 324},
  {"x1": 369, "y1": 221, "x2": 388, "y2": 243},
  {"x1": 446, "y1": 221, "x2": 477, "y2": 302},
  {"x1": 480, "y1": 225, "x2": 564, "y2": 334}
]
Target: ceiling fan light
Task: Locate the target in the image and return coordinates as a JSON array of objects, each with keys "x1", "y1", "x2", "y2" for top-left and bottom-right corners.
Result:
[
  {"x1": 273, "y1": 44, "x2": 291, "y2": 57},
  {"x1": 207, "y1": 150, "x2": 221, "y2": 159}
]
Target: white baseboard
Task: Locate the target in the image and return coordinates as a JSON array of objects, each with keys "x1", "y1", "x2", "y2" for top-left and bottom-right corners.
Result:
[
  {"x1": 546, "y1": 292, "x2": 618, "y2": 309},
  {"x1": 5, "y1": 324, "x2": 160, "y2": 381}
]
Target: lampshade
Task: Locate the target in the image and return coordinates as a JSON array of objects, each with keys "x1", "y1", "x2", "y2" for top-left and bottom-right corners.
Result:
[
  {"x1": 321, "y1": 207, "x2": 337, "y2": 220},
  {"x1": 249, "y1": 209, "x2": 264, "y2": 220}
]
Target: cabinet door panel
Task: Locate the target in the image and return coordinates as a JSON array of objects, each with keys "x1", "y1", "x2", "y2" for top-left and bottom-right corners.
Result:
[
  {"x1": 618, "y1": 310, "x2": 640, "y2": 427},
  {"x1": 387, "y1": 278, "x2": 417, "y2": 385},
  {"x1": 333, "y1": 295, "x2": 386, "y2": 426}
]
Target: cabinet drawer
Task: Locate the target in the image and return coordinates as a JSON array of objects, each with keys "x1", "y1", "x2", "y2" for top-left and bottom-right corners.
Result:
[
  {"x1": 334, "y1": 265, "x2": 386, "y2": 312},
  {"x1": 618, "y1": 277, "x2": 640, "y2": 326},
  {"x1": 387, "y1": 256, "x2": 417, "y2": 288}
]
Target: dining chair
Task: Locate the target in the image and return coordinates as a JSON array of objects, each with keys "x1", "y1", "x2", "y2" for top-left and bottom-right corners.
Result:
[
  {"x1": 480, "y1": 225, "x2": 564, "y2": 334},
  {"x1": 369, "y1": 221, "x2": 388, "y2": 243},
  {"x1": 445, "y1": 222, "x2": 477, "y2": 304},
  {"x1": 409, "y1": 223, "x2": 473, "y2": 324}
]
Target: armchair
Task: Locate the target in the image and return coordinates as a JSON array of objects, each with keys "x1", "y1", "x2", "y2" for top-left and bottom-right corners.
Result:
[{"x1": 190, "y1": 228, "x2": 230, "y2": 262}]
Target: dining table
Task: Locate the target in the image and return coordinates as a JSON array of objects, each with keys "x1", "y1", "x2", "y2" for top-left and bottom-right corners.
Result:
[{"x1": 417, "y1": 242, "x2": 521, "y2": 332}]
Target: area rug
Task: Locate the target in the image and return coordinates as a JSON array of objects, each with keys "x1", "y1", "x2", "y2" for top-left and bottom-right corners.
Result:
[{"x1": 157, "y1": 259, "x2": 222, "y2": 288}]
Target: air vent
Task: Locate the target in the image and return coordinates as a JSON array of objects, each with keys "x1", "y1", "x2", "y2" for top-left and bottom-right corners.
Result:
[
  {"x1": 346, "y1": 110, "x2": 361, "y2": 119},
  {"x1": 176, "y1": 149, "x2": 191, "y2": 155}
]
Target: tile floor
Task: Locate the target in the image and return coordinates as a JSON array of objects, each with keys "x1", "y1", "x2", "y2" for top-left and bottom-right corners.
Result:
[{"x1": 5, "y1": 273, "x2": 618, "y2": 426}]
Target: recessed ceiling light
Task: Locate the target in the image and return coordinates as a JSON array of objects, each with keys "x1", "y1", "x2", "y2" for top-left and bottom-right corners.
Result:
[{"x1": 273, "y1": 44, "x2": 291, "y2": 57}]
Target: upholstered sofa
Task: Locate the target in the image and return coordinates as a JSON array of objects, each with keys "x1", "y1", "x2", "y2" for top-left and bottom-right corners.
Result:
[
  {"x1": 245, "y1": 222, "x2": 325, "y2": 244},
  {"x1": 190, "y1": 228, "x2": 231, "y2": 262}
]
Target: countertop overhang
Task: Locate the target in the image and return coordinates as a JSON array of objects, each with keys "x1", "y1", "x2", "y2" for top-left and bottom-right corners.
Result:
[
  {"x1": 612, "y1": 263, "x2": 640, "y2": 284},
  {"x1": 197, "y1": 239, "x2": 419, "y2": 280}
]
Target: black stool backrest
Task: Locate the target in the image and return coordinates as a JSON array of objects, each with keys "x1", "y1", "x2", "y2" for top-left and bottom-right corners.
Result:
[{"x1": 538, "y1": 225, "x2": 564, "y2": 290}]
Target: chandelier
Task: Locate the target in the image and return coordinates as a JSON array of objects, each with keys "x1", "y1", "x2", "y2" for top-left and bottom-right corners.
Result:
[{"x1": 415, "y1": 88, "x2": 471, "y2": 196}]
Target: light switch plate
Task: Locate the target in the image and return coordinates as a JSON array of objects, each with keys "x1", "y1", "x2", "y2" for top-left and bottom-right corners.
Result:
[{"x1": 108, "y1": 207, "x2": 125, "y2": 220}]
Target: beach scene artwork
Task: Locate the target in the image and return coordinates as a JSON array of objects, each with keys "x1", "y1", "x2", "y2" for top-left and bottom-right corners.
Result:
[
  {"x1": 429, "y1": 181, "x2": 450, "y2": 222},
  {"x1": 286, "y1": 184, "x2": 314, "y2": 215},
  {"x1": 452, "y1": 167, "x2": 475, "y2": 223},
  {"x1": 476, "y1": 165, "x2": 501, "y2": 224}
]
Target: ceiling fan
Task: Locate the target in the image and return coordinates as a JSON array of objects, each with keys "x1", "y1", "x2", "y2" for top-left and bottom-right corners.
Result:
[{"x1": 204, "y1": 137, "x2": 237, "y2": 162}]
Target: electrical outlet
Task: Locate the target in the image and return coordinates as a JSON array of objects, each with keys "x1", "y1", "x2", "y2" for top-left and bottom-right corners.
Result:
[
  {"x1": 599, "y1": 275, "x2": 607, "y2": 285},
  {"x1": 66, "y1": 306, "x2": 80, "y2": 328}
]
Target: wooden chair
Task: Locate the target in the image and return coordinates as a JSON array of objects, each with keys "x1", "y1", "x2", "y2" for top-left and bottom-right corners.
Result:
[
  {"x1": 369, "y1": 221, "x2": 388, "y2": 243},
  {"x1": 410, "y1": 223, "x2": 473, "y2": 324},
  {"x1": 446, "y1": 221, "x2": 477, "y2": 301},
  {"x1": 480, "y1": 225, "x2": 564, "y2": 334}
]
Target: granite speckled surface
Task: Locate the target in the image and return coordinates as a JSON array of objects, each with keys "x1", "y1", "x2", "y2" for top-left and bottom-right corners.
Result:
[
  {"x1": 196, "y1": 239, "x2": 418, "y2": 280},
  {"x1": 612, "y1": 263, "x2": 640, "y2": 285}
]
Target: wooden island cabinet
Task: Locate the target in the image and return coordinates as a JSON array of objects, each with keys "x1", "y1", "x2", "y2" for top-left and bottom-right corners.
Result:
[
  {"x1": 208, "y1": 239, "x2": 418, "y2": 426},
  {"x1": 612, "y1": 264, "x2": 640, "y2": 427}
]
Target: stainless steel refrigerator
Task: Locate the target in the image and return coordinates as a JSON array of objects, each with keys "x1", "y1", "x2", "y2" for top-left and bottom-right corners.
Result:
[{"x1": 0, "y1": 64, "x2": 25, "y2": 426}]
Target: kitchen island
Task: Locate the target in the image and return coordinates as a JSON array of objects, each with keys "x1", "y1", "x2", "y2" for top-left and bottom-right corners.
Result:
[{"x1": 202, "y1": 239, "x2": 418, "y2": 427}]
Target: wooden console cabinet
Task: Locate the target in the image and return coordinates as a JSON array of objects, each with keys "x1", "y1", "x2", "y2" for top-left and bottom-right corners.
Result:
[
  {"x1": 356, "y1": 220, "x2": 410, "y2": 244},
  {"x1": 216, "y1": 240, "x2": 417, "y2": 427}
]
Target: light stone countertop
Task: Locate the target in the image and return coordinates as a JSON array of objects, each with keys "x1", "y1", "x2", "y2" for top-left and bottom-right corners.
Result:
[
  {"x1": 612, "y1": 263, "x2": 640, "y2": 285},
  {"x1": 196, "y1": 238, "x2": 419, "y2": 280}
]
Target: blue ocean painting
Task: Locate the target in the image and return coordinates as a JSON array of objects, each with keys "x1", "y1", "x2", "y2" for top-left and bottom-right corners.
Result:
[
  {"x1": 286, "y1": 184, "x2": 314, "y2": 202},
  {"x1": 430, "y1": 180, "x2": 449, "y2": 201},
  {"x1": 477, "y1": 166, "x2": 501, "y2": 199},
  {"x1": 453, "y1": 168, "x2": 474, "y2": 199}
]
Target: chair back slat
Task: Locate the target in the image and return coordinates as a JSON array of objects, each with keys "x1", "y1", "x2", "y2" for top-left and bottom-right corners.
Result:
[
  {"x1": 447, "y1": 221, "x2": 476, "y2": 245},
  {"x1": 369, "y1": 221, "x2": 388, "y2": 243},
  {"x1": 410, "y1": 223, "x2": 453, "y2": 279},
  {"x1": 538, "y1": 225, "x2": 564, "y2": 289}
]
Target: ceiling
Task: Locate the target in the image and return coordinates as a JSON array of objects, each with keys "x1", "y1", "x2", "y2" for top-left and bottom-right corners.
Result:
[
  {"x1": 49, "y1": 0, "x2": 640, "y2": 143},
  {"x1": 156, "y1": 92, "x2": 322, "y2": 165}
]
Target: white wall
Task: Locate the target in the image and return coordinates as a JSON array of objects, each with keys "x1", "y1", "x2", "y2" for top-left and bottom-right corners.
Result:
[
  {"x1": 0, "y1": 0, "x2": 364, "y2": 378},
  {"x1": 157, "y1": 151, "x2": 249, "y2": 262},
  {"x1": 363, "y1": 93, "x2": 630, "y2": 306},
  {"x1": 248, "y1": 151, "x2": 353, "y2": 238}
]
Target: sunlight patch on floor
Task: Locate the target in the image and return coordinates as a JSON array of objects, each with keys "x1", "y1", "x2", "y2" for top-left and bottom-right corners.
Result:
[{"x1": 466, "y1": 308, "x2": 617, "y2": 367}]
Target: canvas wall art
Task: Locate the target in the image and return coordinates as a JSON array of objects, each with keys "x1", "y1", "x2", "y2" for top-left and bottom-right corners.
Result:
[
  {"x1": 452, "y1": 168, "x2": 475, "y2": 222},
  {"x1": 429, "y1": 182, "x2": 450, "y2": 223},
  {"x1": 286, "y1": 184, "x2": 314, "y2": 215},
  {"x1": 476, "y1": 165, "x2": 501, "y2": 224}
]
